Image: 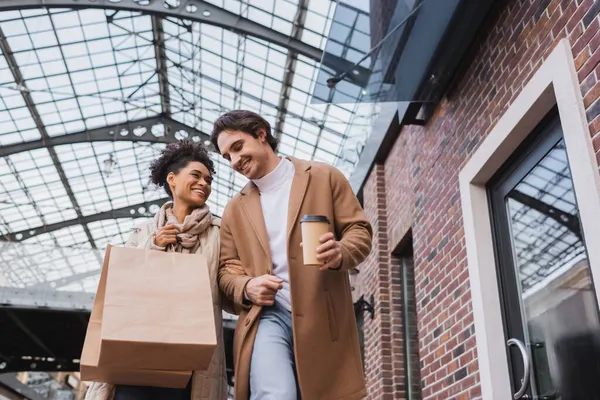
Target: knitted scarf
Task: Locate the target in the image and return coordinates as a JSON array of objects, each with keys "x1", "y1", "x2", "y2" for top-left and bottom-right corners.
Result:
[{"x1": 153, "y1": 201, "x2": 212, "y2": 253}]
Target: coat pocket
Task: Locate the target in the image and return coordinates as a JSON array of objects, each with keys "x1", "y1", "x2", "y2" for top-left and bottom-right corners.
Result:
[{"x1": 325, "y1": 290, "x2": 339, "y2": 342}]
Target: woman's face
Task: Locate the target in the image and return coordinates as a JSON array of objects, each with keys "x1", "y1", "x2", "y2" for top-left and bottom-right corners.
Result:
[{"x1": 167, "y1": 161, "x2": 212, "y2": 207}]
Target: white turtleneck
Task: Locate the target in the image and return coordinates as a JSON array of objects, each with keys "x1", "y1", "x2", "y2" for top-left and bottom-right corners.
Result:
[{"x1": 252, "y1": 157, "x2": 295, "y2": 311}]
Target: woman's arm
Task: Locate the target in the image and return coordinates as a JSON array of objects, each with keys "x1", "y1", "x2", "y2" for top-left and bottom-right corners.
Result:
[
  {"x1": 125, "y1": 223, "x2": 162, "y2": 249},
  {"x1": 84, "y1": 382, "x2": 115, "y2": 400},
  {"x1": 218, "y1": 207, "x2": 253, "y2": 314},
  {"x1": 125, "y1": 227, "x2": 140, "y2": 248}
]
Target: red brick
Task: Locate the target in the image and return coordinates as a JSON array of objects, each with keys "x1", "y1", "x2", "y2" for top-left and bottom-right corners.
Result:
[
  {"x1": 584, "y1": 79, "x2": 600, "y2": 107},
  {"x1": 566, "y1": 0, "x2": 591, "y2": 34},
  {"x1": 576, "y1": 47, "x2": 591, "y2": 70},
  {"x1": 593, "y1": 132, "x2": 600, "y2": 152},
  {"x1": 573, "y1": 18, "x2": 600, "y2": 55},
  {"x1": 470, "y1": 384, "x2": 483, "y2": 398},
  {"x1": 356, "y1": 3, "x2": 600, "y2": 398}
]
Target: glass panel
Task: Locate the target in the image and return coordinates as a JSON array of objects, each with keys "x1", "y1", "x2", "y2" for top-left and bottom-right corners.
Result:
[
  {"x1": 0, "y1": 2, "x2": 370, "y2": 265},
  {"x1": 505, "y1": 139, "x2": 600, "y2": 399}
]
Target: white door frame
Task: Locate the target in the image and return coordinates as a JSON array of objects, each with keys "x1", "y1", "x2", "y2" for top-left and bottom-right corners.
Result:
[{"x1": 459, "y1": 38, "x2": 600, "y2": 399}]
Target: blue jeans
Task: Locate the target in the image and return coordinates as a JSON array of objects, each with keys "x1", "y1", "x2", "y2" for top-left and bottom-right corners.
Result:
[{"x1": 250, "y1": 303, "x2": 300, "y2": 400}]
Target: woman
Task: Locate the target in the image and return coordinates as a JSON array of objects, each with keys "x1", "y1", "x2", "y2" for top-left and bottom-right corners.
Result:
[{"x1": 85, "y1": 139, "x2": 229, "y2": 400}]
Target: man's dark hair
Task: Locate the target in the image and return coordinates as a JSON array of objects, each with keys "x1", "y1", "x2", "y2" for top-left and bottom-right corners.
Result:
[
  {"x1": 149, "y1": 139, "x2": 215, "y2": 198},
  {"x1": 210, "y1": 110, "x2": 279, "y2": 153}
]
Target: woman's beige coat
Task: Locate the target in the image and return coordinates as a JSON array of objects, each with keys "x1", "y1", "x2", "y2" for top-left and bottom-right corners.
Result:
[{"x1": 84, "y1": 217, "x2": 228, "y2": 400}]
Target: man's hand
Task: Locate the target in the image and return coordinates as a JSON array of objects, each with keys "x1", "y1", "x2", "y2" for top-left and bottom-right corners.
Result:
[
  {"x1": 244, "y1": 275, "x2": 283, "y2": 306},
  {"x1": 154, "y1": 224, "x2": 179, "y2": 247},
  {"x1": 316, "y1": 232, "x2": 343, "y2": 271}
]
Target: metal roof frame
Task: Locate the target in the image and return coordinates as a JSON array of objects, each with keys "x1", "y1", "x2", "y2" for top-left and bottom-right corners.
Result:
[
  {"x1": 0, "y1": 116, "x2": 209, "y2": 157},
  {"x1": 0, "y1": 25, "x2": 98, "y2": 249},
  {"x1": 1, "y1": 198, "x2": 169, "y2": 241},
  {"x1": 0, "y1": 0, "x2": 362, "y2": 282},
  {"x1": 0, "y1": 0, "x2": 369, "y2": 84},
  {"x1": 274, "y1": 0, "x2": 308, "y2": 138}
]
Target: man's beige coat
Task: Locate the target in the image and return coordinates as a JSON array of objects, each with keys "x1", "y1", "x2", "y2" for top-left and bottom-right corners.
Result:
[{"x1": 218, "y1": 157, "x2": 373, "y2": 400}]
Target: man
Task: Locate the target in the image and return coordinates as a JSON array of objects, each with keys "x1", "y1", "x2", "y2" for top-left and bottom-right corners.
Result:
[{"x1": 211, "y1": 110, "x2": 372, "y2": 400}]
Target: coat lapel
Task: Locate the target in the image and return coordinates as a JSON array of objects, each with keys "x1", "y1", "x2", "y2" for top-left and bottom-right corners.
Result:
[
  {"x1": 287, "y1": 157, "x2": 311, "y2": 241},
  {"x1": 240, "y1": 183, "x2": 272, "y2": 261}
]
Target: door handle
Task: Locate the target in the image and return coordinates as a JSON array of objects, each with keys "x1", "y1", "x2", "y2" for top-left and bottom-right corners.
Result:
[{"x1": 507, "y1": 338, "x2": 531, "y2": 399}]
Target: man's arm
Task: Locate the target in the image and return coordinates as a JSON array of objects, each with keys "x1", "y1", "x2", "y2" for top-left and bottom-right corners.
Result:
[
  {"x1": 330, "y1": 166, "x2": 373, "y2": 271},
  {"x1": 219, "y1": 203, "x2": 284, "y2": 309},
  {"x1": 218, "y1": 206, "x2": 253, "y2": 314}
]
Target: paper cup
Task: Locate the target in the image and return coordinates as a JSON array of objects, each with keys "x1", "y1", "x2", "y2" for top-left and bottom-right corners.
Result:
[{"x1": 300, "y1": 214, "x2": 330, "y2": 266}]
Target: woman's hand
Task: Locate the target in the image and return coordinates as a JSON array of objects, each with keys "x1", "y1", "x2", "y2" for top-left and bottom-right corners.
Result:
[{"x1": 154, "y1": 224, "x2": 179, "y2": 247}]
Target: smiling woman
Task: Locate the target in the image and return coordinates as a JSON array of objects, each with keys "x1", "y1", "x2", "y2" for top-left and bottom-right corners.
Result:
[
  {"x1": 149, "y1": 139, "x2": 215, "y2": 227},
  {"x1": 84, "y1": 138, "x2": 230, "y2": 400}
]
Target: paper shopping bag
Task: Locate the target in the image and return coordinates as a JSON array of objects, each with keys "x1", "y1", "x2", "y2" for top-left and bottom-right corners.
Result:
[
  {"x1": 98, "y1": 246, "x2": 217, "y2": 371},
  {"x1": 80, "y1": 245, "x2": 192, "y2": 388}
]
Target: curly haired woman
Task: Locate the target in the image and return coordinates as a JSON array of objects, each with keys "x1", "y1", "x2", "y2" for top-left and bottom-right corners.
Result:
[{"x1": 85, "y1": 140, "x2": 230, "y2": 400}]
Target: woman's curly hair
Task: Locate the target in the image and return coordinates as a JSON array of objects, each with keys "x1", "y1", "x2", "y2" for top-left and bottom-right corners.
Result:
[{"x1": 149, "y1": 139, "x2": 215, "y2": 198}]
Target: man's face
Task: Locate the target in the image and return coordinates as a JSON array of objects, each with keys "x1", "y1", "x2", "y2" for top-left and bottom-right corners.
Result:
[{"x1": 217, "y1": 130, "x2": 270, "y2": 179}]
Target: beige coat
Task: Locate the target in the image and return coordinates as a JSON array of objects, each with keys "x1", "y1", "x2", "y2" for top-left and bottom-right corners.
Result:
[
  {"x1": 218, "y1": 157, "x2": 373, "y2": 400},
  {"x1": 85, "y1": 217, "x2": 229, "y2": 400}
]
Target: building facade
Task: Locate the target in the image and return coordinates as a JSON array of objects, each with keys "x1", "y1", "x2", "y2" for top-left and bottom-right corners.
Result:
[{"x1": 353, "y1": 0, "x2": 600, "y2": 399}]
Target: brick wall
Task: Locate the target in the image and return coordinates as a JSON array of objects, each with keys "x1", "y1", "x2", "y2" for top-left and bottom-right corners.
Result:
[
  {"x1": 355, "y1": 0, "x2": 600, "y2": 399},
  {"x1": 360, "y1": 164, "x2": 398, "y2": 399}
]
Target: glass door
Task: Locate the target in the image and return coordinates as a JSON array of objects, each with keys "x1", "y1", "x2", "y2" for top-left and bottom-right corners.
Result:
[{"x1": 489, "y1": 115, "x2": 600, "y2": 399}]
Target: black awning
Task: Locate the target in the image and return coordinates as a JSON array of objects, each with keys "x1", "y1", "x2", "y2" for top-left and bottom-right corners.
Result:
[{"x1": 311, "y1": 0, "x2": 495, "y2": 105}]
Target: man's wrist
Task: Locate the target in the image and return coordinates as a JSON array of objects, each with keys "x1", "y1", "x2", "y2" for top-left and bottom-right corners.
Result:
[
  {"x1": 329, "y1": 241, "x2": 344, "y2": 270},
  {"x1": 242, "y1": 278, "x2": 253, "y2": 304}
]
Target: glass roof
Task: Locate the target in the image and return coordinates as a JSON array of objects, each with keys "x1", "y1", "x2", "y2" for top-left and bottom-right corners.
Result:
[{"x1": 0, "y1": 1, "x2": 369, "y2": 299}]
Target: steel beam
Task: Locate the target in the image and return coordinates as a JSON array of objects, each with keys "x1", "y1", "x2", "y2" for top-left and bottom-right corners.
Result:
[
  {"x1": 0, "y1": 198, "x2": 170, "y2": 242},
  {"x1": 507, "y1": 190, "x2": 582, "y2": 239},
  {"x1": 151, "y1": 15, "x2": 171, "y2": 116},
  {"x1": 0, "y1": 286, "x2": 95, "y2": 310},
  {"x1": 274, "y1": 0, "x2": 308, "y2": 139},
  {"x1": 173, "y1": 60, "x2": 346, "y2": 139},
  {"x1": 0, "y1": 0, "x2": 369, "y2": 84},
  {"x1": 0, "y1": 116, "x2": 209, "y2": 157},
  {"x1": 29, "y1": 269, "x2": 101, "y2": 291},
  {"x1": 0, "y1": 373, "x2": 46, "y2": 400},
  {"x1": 0, "y1": 26, "x2": 97, "y2": 249}
]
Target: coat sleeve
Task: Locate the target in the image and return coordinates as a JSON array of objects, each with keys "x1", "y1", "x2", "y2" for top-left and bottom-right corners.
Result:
[
  {"x1": 124, "y1": 228, "x2": 139, "y2": 248},
  {"x1": 329, "y1": 166, "x2": 373, "y2": 271},
  {"x1": 84, "y1": 382, "x2": 115, "y2": 400},
  {"x1": 212, "y1": 220, "x2": 237, "y2": 316},
  {"x1": 218, "y1": 204, "x2": 253, "y2": 314},
  {"x1": 125, "y1": 223, "x2": 161, "y2": 250}
]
